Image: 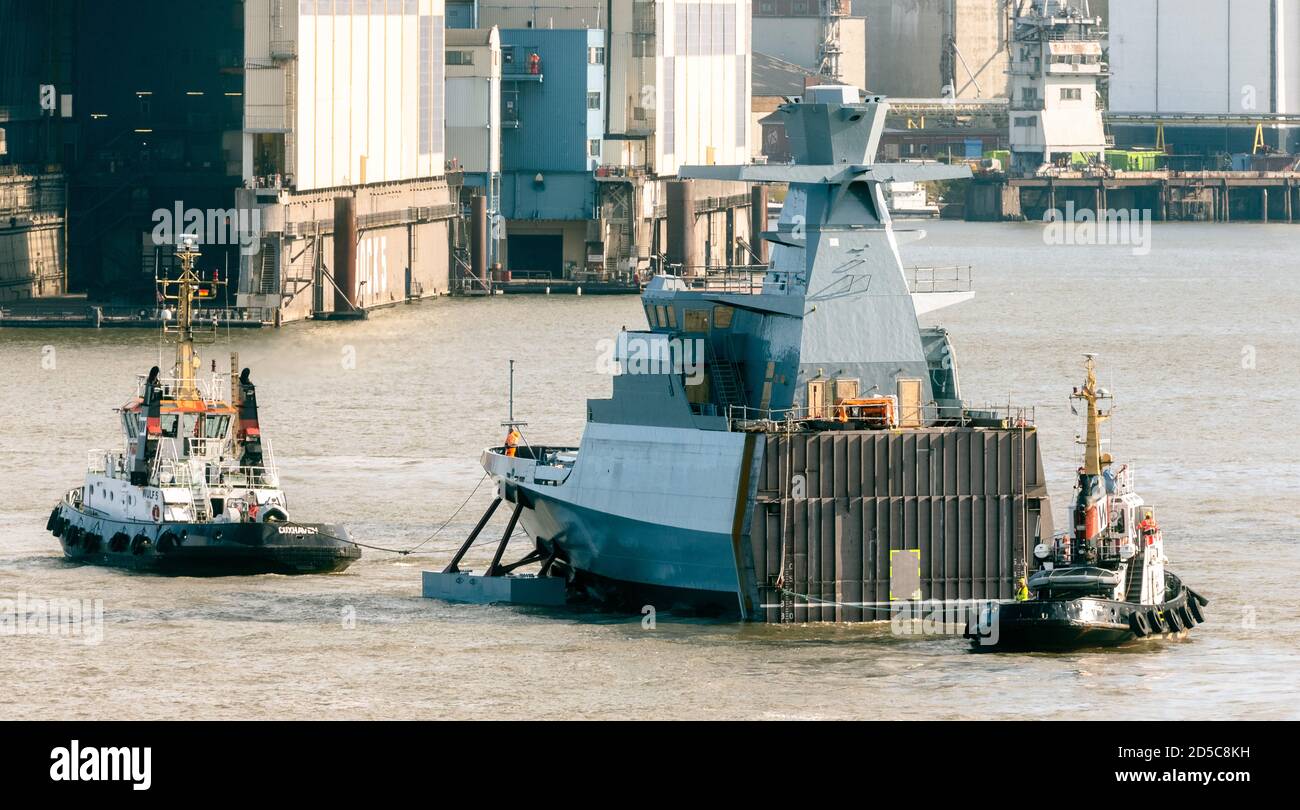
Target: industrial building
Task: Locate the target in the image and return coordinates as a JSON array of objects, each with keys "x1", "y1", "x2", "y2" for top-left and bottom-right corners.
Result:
[
  {"x1": 237, "y1": 0, "x2": 457, "y2": 321},
  {"x1": 752, "y1": 0, "x2": 868, "y2": 90},
  {"x1": 445, "y1": 25, "x2": 503, "y2": 281},
  {"x1": 1006, "y1": 0, "x2": 1107, "y2": 173},
  {"x1": 496, "y1": 27, "x2": 606, "y2": 281},
  {"x1": 879, "y1": 98, "x2": 1008, "y2": 161},
  {"x1": 1108, "y1": 0, "x2": 1300, "y2": 157},
  {"x1": 853, "y1": 0, "x2": 1016, "y2": 100},
  {"x1": 0, "y1": 0, "x2": 71, "y2": 303},
  {"x1": 476, "y1": 1, "x2": 759, "y2": 283}
]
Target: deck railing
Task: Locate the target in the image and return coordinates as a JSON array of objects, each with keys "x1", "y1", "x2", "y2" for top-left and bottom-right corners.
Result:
[
  {"x1": 726, "y1": 402, "x2": 1037, "y2": 432},
  {"x1": 907, "y1": 265, "x2": 973, "y2": 294},
  {"x1": 657, "y1": 265, "x2": 794, "y2": 295}
]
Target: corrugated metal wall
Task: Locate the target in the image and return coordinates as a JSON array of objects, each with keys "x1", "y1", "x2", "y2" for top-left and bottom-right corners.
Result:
[
  {"x1": 746, "y1": 428, "x2": 1050, "y2": 623},
  {"x1": 295, "y1": 0, "x2": 445, "y2": 189}
]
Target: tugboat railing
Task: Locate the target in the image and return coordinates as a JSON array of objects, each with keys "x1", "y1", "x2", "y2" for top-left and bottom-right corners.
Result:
[
  {"x1": 136, "y1": 372, "x2": 228, "y2": 405},
  {"x1": 85, "y1": 449, "x2": 109, "y2": 474}
]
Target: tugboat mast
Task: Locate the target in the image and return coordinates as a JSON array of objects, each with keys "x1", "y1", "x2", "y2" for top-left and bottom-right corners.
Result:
[
  {"x1": 159, "y1": 236, "x2": 218, "y2": 404},
  {"x1": 1073, "y1": 354, "x2": 1108, "y2": 475}
]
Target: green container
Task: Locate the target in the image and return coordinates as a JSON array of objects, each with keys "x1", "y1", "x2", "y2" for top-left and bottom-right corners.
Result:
[{"x1": 1105, "y1": 149, "x2": 1162, "y2": 171}]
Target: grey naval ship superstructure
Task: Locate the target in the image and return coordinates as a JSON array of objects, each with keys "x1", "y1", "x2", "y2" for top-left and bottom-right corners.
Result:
[
  {"x1": 47, "y1": 238, "x2": 360, "y2": 575},
  {"x1": 481, "y1": 86, "x2": 1056, "y2": 621}
]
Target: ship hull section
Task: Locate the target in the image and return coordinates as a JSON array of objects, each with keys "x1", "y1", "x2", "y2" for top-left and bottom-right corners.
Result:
[
  {"x1": 51, "y1": 502, "x2": 359, "y2": 575},
  {"x1": 490, "y1": 422, "x2": 754, "y2": 609}
]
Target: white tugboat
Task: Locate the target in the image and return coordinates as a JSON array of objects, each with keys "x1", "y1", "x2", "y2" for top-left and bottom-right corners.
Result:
[
  {"x1": 968, "y1": 356, "x2": 1207, "y2": 650},
  {"x1": 46, "y1": 237, "x2": 360, "y2": 575}
]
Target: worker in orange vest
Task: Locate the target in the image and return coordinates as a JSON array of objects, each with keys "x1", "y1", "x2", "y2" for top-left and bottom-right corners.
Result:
[
  {"x1": 1138, "y1": 514, "x2": 1158, "y2": 544},
  {"x1": 527, "y1": 51, "x2": 541, "y2": 75},
  {"x1": 504, "y1": 427, "x2": 522, "y2": 457}
]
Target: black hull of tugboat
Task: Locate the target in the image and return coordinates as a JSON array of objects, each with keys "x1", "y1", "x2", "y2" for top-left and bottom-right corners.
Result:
[
  {"x1": 966, "y1": 574, "x2": 1208, "y2": 652},
  {"x1": 49, "y1": 503, "x2": 360, "y2": 576}
]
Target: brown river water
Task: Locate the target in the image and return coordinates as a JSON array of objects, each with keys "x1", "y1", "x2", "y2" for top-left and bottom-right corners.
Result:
[{"x1": 1, "y1": 221, "x2": 1297, "y2": 719}]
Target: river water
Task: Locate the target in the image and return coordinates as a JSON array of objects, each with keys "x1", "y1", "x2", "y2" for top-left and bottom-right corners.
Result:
[{"x1": 2, "y1": 221, "x2": 1297, "y2": 719}]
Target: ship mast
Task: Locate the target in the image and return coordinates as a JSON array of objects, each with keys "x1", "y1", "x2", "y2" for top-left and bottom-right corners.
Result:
[
  {"x1": 158, "y1": 236, "x2": 220, "y2": 404},
  {"x1": 1072, "y1": 354, "x2": 1108, "y2": 475}
]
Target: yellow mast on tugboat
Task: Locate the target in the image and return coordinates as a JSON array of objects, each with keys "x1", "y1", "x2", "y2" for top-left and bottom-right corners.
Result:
[
  {"x1": 157, "y1": 235, "x2": 222, "y2": 404},
  {"x1": 1072, "y1": 353, "x2": 1110, "y2": 476}
]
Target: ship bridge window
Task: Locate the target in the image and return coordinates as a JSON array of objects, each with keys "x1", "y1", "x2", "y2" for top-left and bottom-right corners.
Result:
[
  {"x1": 644, "y1": 304, "x2": 655, "y2": 327},
  {"x1": 655, "y1": 304, "x2": 668, "y2": 327},
  {"x1": 665, "y1": 306, "x2": 677, "y2": 329},
  {"x1": 203, "y1": 414, "x2": 231, "y2": 439},
  {"x1": 179, "y1": 413, "x2": 202, "y2": 438},
  {"x1": 713, "y1": 305, "x2": 734, "y2": 329},
  {"x1": 684, "y1": 309, "x2": 709, "y2": 332},
  {"x1": 159, "y1": 414, "x2": 179, "y2": 438}
]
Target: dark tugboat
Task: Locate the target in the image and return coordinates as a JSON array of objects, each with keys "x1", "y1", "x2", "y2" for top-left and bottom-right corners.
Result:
[
  {"x1": 967, "y1": 356, "x2": 1207, "y2": 650},
  {"x1": 46, "y1": 237, "x2": 360, "y2": 575}
]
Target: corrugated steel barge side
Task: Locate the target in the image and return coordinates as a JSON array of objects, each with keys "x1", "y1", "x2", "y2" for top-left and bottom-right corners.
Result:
[{"x1": 743, "y1": 428, "x2": 1053, "y2": 623}]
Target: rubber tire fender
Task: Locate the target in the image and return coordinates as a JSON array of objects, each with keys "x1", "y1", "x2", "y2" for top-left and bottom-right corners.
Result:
[
  {"x1": 1188, "y1": 598, "x2": 1206, "y2": 624},
  {"x1": 1130, "y1": 610, "x2": 1151, "y2": 637},
  {"x1": 131, "y1": 534, "x2": 153, "y2": 556},
  {"x1": 1166, "y1": 606, "x2": 1185, "y2": 632},
  {"x1": 1147, "y1": 608, "x2": 1166, "y2": 634}
]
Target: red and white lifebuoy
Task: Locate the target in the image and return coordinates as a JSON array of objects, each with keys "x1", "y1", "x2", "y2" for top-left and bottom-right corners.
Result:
[{"x1": 152, "y1": 504, "x2": 161, "y2": 522}]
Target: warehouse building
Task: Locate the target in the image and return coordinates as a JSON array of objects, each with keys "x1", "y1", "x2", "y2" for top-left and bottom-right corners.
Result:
[
  {"x1": 478, "y1": 1, "x2": 757, "y2": 282},
  {"x1": 1108, "y1": 0, "x2": 1300, "y2": 157},
  {"x1": 238, "y1": 0, "x2": 457, "y2": 321},
  {"x1": 0, "y1": 0, "x2": 71, "y2": 302}
]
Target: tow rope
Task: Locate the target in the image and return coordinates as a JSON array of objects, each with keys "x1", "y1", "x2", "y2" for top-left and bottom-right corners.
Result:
[{"x1": 278, "y1": 472, "x2": 506, "y2": 556}]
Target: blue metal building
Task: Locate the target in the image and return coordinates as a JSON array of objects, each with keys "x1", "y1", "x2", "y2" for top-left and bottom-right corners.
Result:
[{"x1": 498, "y1": 28, "x2": 605, "y2": 278}]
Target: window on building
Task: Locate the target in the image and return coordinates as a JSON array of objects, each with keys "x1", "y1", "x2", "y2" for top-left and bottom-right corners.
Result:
[
  {"x1": 1060, "y1": 87, "x2": 1082, "y2": 101},
  {"x1": 1014, "y1": 115, "x2": 1038, "y2": 128},
  {"x1": 1021, "y1": 87, "x2": 1038, "y2": 102},
  {"x1": 587, "y1": 91, "x2": 601, "y2": 110},
  {"x1": 588, "y1": 46, "x2": 604, "y2": 65},
  {"x1": 589, "y1": 139, "x2": 601, "y2": 157},
  {"x1": 446, "y1": 50, "x2": 473, "y2": 66}
]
